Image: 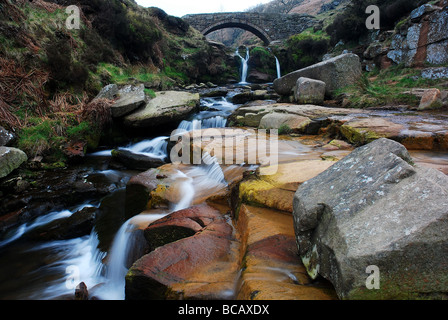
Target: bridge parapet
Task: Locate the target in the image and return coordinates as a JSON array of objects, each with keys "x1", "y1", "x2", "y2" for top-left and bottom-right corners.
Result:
[{"x1": 183, "y1": 12, "x2": 317, "y2": 45}]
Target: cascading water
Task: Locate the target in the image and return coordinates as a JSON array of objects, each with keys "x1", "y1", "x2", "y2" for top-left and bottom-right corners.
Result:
[
  {"x1": 0, "y1": 94, "x2": 237, "y2": 300},
  {"x1": 94, "y1": 151, "x2": 225, "y2": 300},
  {"x1": 124, "y1": 136, "x2": 168, "y2": 159},
  {"x1": 176, "y1": 96, "x2": 238, "y2": 133},
  {"x1": 235, "y1": 47, "x2": 250, "y2": 84},
  {"x1": 274, "y1": 55, "x2": 281, "y2": 79},
  {"x1": 89, "y1": 135, "x2": 169, "y2": 159},
  {"x1": 93, "y1": 213, "x2": 167, "y2": 300}
]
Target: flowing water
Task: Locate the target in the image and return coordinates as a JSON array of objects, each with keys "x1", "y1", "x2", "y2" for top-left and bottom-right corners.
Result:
[
  {"x1": 235, "y1": 47, "x2": 250, "y2": 84},
  {"x1": 0, "y1": 93, "x2": 240, "y2": 300},
  {"x1": 274, "y1": 55, "x2": 281, "y2": 79}
]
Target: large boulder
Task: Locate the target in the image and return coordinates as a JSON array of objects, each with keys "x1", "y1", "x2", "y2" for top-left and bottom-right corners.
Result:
[
  {"x1": 95, "y1": 83, "x2": 147, "y2": 117},
  {"x1": 259, "y1": 113, "x2": 311, "y2": 133},
  {"x1": 123, "y1": 91, "x2": 200, "y2": 128},
  {"x1": 293, "y1": 138, "x2": 448, "y2": 299},
  {"x1": 0, "y1": 147, "x2": 27, "y2": 178},
  {"x1": 273, "y1": 53, "x2": 362, "y2": 97}
]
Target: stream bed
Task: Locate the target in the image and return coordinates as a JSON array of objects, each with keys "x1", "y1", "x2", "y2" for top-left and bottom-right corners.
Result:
[{"x1": 1, "y1": 86, "x2": 448, "y2": 300}]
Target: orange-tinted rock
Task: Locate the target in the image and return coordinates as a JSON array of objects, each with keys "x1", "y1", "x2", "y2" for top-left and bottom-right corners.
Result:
[
  {"x1": 235, "y1": 205, "x2": 337, "y2": 300},
  {"x1": 125, "y1": 204, "x2": 240, "y2": 300},
  {"x1": 410, "y1": 150, "x2": 448, "y2": 175},
  {"x1": 418, "y1": 88, "x2": 442, "y2": 110},
  {"x1": 238, "y1": 160, "x2": 337, "y2": 213}
]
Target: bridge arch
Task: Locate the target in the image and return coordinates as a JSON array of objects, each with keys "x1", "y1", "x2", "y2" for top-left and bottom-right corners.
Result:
[
  {"x1": 202, "y1": 21, "x2": 272, "y2": 45},
  {"x1": 183, "y1": 13, "x2": 317, "y2": 45}
]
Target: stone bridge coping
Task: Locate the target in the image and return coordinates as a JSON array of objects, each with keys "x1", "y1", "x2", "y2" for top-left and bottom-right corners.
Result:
[{"x1": 183, "y1": 12, "x2": 317, "y2": 45}]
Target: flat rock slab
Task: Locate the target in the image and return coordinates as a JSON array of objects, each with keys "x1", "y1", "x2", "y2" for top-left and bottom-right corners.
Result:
[
  {"x1": 124, "y1": 91, "x2": 199, "y2": 128},
  {"x1": 229, "y1": 103, "x2": 448, "y2": 151},
  {"x1": 238, "y1": 160, "x2": 337, "y2": 213}
]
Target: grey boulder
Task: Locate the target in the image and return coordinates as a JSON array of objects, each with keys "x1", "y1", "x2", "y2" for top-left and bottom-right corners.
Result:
[
  {"x1": 95, "y1": 84, "x2": 147, "y2": 118},
  {"x1": 293, "y1": 138, "x2": 448, "y2": 299},
  {"x1": 111, "y1": 84, "x2": 147, "y2": 118},
  {"x1": 273, "y1": 53, "x2": 361, "y2": 97},
  {"x1": 0, "y1": 147, "x2": 28, "y2": 178},
  {"x1": 294, "y1": 77, "x2": 326, "y2": 105}
]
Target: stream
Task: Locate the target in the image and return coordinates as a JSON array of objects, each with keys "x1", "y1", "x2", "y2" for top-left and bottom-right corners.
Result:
[{"x1": 0, "y1": 92, "x2": 241, "y2": 300}]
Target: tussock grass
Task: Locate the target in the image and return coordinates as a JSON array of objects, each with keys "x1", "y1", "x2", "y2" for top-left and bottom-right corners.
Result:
[{"x1": 337, "y1": 65, "x2": 446, "y2": 109}]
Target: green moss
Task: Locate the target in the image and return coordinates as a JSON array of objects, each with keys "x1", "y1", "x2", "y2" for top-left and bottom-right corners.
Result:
[
  {"x1": 144, "y1": 88, "x2": 156, "y2": 98},
  {"x1": 41, "y1": 161, "x2": 66, "y2": 170},
  {"x1": 278, "y1": 124, "x2": 292, "y2": 135},
  {"x1": 340, "y1": 125, "x2": 382, "y2": 146},
  {"x1": 66, "y1": 121, "x2": 92, "y2": 140},
  {"x1": 347, "y1": 271, "x2": 448, "y2": 300}
]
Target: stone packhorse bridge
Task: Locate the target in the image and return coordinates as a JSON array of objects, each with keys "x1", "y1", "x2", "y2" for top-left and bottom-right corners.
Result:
[{"x1": 182, "y1": 12, "x2": 317, "y2": 45}]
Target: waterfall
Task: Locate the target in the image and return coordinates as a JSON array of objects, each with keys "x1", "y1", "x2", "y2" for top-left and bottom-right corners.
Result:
[
  {"x1": 95, "y1": 151, "x2": 226, "y2": 300},
  {"x1": 235, "y1": 47, "x2": 250, "y2": 84},
  {"x1": 177, "y1": 116, "x2": 227, "y2": 132},
  {"x1": 274, "y1": 56, "x2": 281, "y2": 79},
  {"x1": 170, "y1": 171, "x2": 195, "y2": 212},
  {"x1": 94, "y1": 213, "x2": 168, "y2": 300},
  {"x1": 176, "y1": 96, "x2": 239, "y2": 133}
]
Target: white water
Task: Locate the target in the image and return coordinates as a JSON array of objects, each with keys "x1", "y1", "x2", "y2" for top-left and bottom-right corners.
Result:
[
  {"x1": 177, "y1": 96, "x2": 239, "y2": 133},
  {"x1": 274, "y1": 55, "x2": 281, "y2": 79},
  {"x1": 33, "y1": 230, "x2": 106, "y2": 300},
  {"x1": 177, "y1": 116, "x2": 227, "y2": 132},
  {"x1": 0, "y1": 204, "x2": 95, "y2": 249},
  {"x1": 89, "y1": 136, "x2": 169, "y2": 159},
  {"x1": 235, "y1": 47, "x2": 250, "y2": 84},
  {"x1": 124, "y1": 136, "x2": 168, "y2": 159},
  {"x1": 170, "y1": 171, "x2": 195, "y2": 212},
  {"x1": 92, "y1": 212, "x2": 167, "y2": 300},
  {"x1": 93, "y1": 152, "x2": 226, "y2": 300}
]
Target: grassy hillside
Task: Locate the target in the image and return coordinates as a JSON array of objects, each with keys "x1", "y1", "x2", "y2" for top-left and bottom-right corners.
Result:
[{"x1": 0, "y1": 0, "x2": 236, "y2": 163}]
